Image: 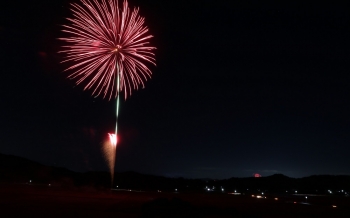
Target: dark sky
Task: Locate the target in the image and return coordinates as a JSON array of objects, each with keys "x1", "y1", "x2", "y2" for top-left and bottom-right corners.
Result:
[{"x1": 1, "y1": 0, "x2": 350, "y2": 179}]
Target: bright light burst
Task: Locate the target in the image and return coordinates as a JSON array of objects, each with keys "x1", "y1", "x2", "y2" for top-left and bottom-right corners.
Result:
[
  {"x1": 108, "y1": 133, "x2": 117, "y2": 146},
  {"x1": 60, "y1": 0, "x2": 156, "y2": 100}
]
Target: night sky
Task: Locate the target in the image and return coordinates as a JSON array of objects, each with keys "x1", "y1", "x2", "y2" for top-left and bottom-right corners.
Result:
[{"x1": 1, "y1": 0, "x2": 350, "y2": 179}]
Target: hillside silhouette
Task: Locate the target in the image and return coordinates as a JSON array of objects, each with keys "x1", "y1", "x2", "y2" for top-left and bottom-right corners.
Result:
[{"x1": 1, "y1": 153, "x2": 350, "y2": 194}]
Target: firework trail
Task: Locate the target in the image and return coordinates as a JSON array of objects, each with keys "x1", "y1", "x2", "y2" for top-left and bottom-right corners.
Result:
[
  {"x1": 103, "y1": 133, "x2": 116, "y2": 182},
  {"x1": 60, "y1": 0, "x2": 156, "y2": 185}
]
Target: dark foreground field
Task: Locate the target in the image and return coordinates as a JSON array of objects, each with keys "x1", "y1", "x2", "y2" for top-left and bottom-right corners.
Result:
[{"x1": 1, "y1": 184, "x2": 349, "y2": 217}]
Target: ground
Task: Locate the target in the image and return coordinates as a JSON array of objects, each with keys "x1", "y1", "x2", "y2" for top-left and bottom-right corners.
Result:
[{"x1": 1, "y1": 184, "x2": 349, "y2": 217}]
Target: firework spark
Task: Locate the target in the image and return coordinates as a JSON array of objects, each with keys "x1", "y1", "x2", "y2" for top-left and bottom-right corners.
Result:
[
  {"x1": 60, "y1": 0, "x2": 156, "y2": 100},
  {"x1": 102, "y1": 133, "x2": 117, "y2": 183}
]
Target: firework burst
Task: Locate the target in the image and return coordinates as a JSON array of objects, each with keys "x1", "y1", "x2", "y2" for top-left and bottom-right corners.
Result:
[
  {"x1": 60, "y1": 0, "x2": 156, "y2": 100},
  {"x1": 60, "y1": 0, "x2": 156, "y2": 186}
]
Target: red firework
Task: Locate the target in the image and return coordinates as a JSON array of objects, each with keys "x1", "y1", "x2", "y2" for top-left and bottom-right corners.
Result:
[{"x1": 59, "y1": 0, "x2": 156, "y2": 100}]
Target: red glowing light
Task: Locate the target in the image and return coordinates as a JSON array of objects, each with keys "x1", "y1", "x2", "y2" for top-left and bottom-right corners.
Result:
[
  {"x1": 60, "y1": 0, "x2": 156, "y2": 100},
  {"x1": 254, "y1": 173, "x2": 262, "y2": 178}
]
